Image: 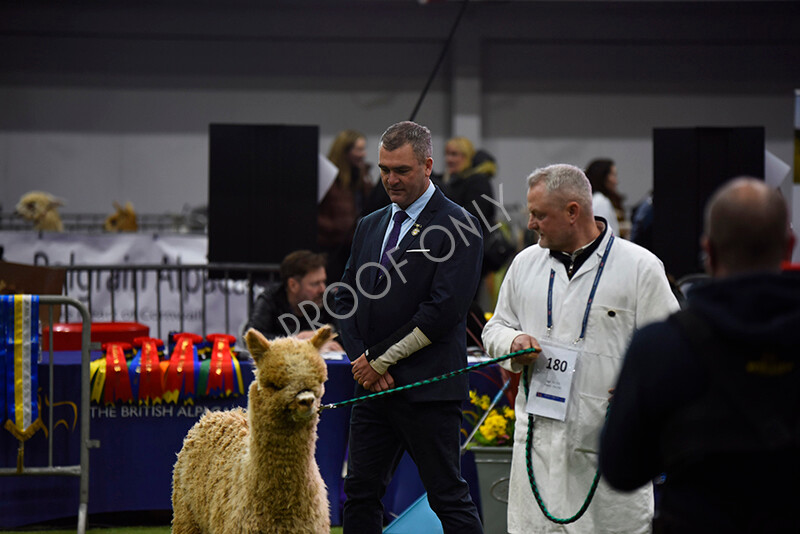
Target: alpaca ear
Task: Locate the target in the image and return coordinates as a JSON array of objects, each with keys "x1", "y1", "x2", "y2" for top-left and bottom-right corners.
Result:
[
  {"x1": 309, "y1": 325, "x2": 333, "y2": 350},
  {"x1": 113, "y1": 201, "x2": 122, "y2": 211},
  {"x1": 244, "y1": 328, "x2": 270, "y2": 363}
]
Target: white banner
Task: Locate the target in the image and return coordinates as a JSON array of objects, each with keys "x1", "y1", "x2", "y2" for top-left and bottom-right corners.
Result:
[{"x1": 0, "y1": 231, "x2": 250, "y2": 342}]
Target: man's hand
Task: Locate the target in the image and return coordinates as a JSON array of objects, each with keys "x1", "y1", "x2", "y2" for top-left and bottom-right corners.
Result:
[
  {"x1": 322, "y1": 340, "x2": 344, "y2": 353},
  {"x1": 351, "y1": 354, "x2": 384, "y2": 391},
  {"x1": 369, "y1": 371, "x2": 395, "y2": 393},
  {"x1": 296, "y1": 330, "x2": 343, "y2": 353},
  {"x1": 510, "y1": 334, "x2": 541, "y2": 365},
  {"x1": 295, "y1": 330, "x2": 316, "y2": 340}
]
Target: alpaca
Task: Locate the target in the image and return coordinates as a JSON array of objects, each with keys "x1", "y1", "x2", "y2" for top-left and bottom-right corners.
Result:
[
  {"x1": 171, "y1": 327, "x2": 331, "y2": 534},
  {"x1": 104, "y1": 201, "x2": 139, "y2": 232},
  {"x1": 15, "y1": 191, "x2": 64, "y2": 232}
]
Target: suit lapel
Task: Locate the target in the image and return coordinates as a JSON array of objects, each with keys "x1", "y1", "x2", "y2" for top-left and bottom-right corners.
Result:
[{"x1": 391, "y1": 188, "x2": 443, "y2": 268}]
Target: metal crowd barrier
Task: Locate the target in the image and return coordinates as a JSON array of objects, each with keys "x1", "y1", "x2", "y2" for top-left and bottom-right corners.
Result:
[
  {"x1": 0, "y1": 296, "x2": 93, "y2": 534},
  {"x1": 0, "y1": 263, "x2": 278, "y2": 530},
  {"x1": 0, "y1": 212, "x2": 206, "y2": 233},
  {"x1": 60, "y1": 262, "x2": 280, "y2": 339}
]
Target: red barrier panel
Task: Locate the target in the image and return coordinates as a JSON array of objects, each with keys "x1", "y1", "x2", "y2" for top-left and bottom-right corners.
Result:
[{"x1": 42, "y1": 322, "x2": 149, "y2": 351}]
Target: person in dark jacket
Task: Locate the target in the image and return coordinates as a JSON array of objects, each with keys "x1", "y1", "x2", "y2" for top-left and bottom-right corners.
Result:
[
  {"x1": 442, "y1": 137, "x2": 497, "y2": 235},
  {"x1": 439, "y1": 137, "x2": 515, "y2": 282},
  {"x1": 599, "y1": 177, "x2": 800, "y2": 534},
  {"x1": 336, "y1": 121, "x2": 484, "y2": 533},
  {"x1": 243, "y1": 250, "x2": 341, "y2": 351}
]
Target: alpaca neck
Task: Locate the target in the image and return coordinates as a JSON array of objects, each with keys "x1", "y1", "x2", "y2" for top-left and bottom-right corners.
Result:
[{"x1": 245, "y1": 419, "x2": 319, "y2": 497}]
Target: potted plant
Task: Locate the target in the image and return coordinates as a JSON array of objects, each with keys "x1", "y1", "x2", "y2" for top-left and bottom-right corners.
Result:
[{"x1": 462, "y1": 368, "x2": 518, "y2": 534}]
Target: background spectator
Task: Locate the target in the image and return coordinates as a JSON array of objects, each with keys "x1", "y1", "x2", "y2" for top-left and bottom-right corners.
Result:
[
  {"x1": 319, "y1": 129, "x2": 373, "y2": 283},
  {"x1": 243, "y1": 250, "x2": 341, "y2": 352},
  {"x1": 585, "y1": 158, "x2": 627, "y2": 238},
  {"x1": 600, "y1": 177, "x2": 799, "y2": 534}
]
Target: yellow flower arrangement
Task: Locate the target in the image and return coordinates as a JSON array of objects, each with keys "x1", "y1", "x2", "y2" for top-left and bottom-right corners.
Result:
[{"x1": 463, "y1": 390, "x2": 515, "y2": 447}]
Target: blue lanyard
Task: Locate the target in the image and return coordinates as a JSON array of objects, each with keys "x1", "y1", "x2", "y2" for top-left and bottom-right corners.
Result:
[{"x1": 546, "y1": 235, "x2": 615, "y2": 342}]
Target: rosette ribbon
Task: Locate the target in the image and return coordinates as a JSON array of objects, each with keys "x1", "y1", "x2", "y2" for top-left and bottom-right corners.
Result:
[
  {"x1": 130, "y1": 336, "x2": 165, "y2": 404},
  {"x1": 163, "y1": 332, "x2": 202, "y2": 405},
  {"x1": 1, "y1": 295, "x2": 45, "y2": 472},
  {"x1": 89, "y1": 355, "x2": 107, "y2": 404},
  {"x1": 101, "y1": 342, "x2": 134, "y2": 404},
  {"x1": 199, "y1": 333, "x2": 244, "y2": 398}
]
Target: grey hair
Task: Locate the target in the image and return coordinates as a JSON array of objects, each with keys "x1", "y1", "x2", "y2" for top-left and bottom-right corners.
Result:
[
  {"x1": 379, "y1": 121, "x2": 432, "y2": 164},
  {"x1": 527, "y1": 163, "x2": 593, "y2": 212}
]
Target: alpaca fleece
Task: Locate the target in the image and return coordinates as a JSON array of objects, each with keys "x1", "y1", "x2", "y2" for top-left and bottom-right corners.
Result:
[
  {"x1": 15, "y1": 191, "x2": 64, "y2": 232},
  {"x1": 171, "y1": 327, "x2": 331, "y2": 534},
  {"x1": 104, "y1": 201, "x2": 138, "y2": 232}
]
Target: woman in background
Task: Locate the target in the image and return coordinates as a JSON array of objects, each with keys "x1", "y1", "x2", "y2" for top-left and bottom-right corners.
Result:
[
  {"x1": 585, "y1": 158, "x2": 627, "y2": 237},
  {"x1": 318, "y1": 129, "x2": 373, "y2": 284},
  {"x1": 441, "y1": 137, "x2": 508, "y2": 343},
  {"x1": 443, "y1": 137, "x2": 497, "y2": 235}
]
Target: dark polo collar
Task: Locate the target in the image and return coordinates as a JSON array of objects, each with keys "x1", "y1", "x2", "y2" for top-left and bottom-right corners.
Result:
[{"x1": 549, "y1": 217, "x2": 609, "y2": 279}]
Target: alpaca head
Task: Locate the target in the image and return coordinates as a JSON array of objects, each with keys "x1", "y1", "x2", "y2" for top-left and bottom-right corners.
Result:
[
  {"x1": 244, "y1": 327, "x2": 330, "y2": 430},
  {"x1": 104, "y1": 201, "x2": 139, "y2": 232},
  {"x1": 16, "y1": 191, "x2": 64, "y2": 231}
]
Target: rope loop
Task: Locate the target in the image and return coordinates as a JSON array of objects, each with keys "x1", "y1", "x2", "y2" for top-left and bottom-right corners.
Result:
[{"x1": 522, "y1": 365, "x2": 604, "y2": 524}]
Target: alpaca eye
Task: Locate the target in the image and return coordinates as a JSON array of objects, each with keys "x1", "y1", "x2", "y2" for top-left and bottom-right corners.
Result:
[{"x1": 263, "y1": 380, "x2": 285, "y2": 391}]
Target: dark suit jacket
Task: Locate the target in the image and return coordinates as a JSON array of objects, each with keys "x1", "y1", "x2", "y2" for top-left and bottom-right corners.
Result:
[{"x1": 335, "y1": 187, "x2": 483, "y2": 402}]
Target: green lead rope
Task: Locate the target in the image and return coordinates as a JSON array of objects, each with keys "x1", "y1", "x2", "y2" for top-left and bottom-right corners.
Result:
[
  {"x1": 522, "y1": 364, "x2": 603, "y2": 525},
  {"x1": 319, "y1": 347, "x2": 603, "y2": 524},
  {"x1": 319, "y1": 347, "x2": 539, "y2": 412}
]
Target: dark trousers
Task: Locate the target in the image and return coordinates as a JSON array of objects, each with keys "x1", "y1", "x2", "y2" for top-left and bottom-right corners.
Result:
[{"x1": 342, "y1": 396, "x2": 483, "y2": 534}]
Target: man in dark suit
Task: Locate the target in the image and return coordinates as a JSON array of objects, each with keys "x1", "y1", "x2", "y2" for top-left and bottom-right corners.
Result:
[{"x1": 335, "y1": 121, "x2": 484, "y2": 533}]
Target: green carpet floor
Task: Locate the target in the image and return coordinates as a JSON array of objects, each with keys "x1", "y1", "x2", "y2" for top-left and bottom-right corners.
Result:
[{"x1": 4, "y1": 528, "x2": 344, "y2": 533}]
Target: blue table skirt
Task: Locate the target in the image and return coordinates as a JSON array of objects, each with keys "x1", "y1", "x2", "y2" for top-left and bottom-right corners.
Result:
[{"x1": 1, "y1": 351, "x2": 489, "y2": 528}]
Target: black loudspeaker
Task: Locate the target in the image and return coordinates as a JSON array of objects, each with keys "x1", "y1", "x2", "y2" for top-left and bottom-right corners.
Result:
[
  {"x1": 208, "y1": 124, "x2": 318, "y2": 277},
  {"x1": 652, "y1": 127, "x2": 764, "y2": 280}
]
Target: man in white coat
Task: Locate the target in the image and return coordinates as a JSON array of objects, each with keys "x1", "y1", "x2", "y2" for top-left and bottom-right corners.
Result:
[{"x1": 482, "y1": 164, "x2": 679, "y2": 533}]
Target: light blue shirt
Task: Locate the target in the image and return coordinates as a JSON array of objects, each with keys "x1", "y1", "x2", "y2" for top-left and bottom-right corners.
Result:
[{"x1": 380, "y1": 181, "x2": 436, "y2": 258}]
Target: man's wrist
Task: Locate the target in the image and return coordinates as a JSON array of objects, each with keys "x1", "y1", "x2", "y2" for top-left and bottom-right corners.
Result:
[{"x1": 369, "y1": 359, "x2": 388, "y2": 375}]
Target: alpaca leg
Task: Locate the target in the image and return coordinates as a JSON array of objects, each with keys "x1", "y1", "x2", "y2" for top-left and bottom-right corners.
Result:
[
  {"x1": 171, "y1": 512, "x2": 201, "y2": 534},
  {"x1": 172, "y1": 486, "x2": 202, "y2": 534}
]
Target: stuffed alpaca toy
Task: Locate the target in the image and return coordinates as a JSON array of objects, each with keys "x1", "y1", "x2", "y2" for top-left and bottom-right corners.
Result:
[
  {"x1": 15, "y1": 191, "x2": 64, "y2": 232},
  {"x1": 171, "y1": 327, "x2": 331, "y2": 534},
  {"x1": 104, "y1": 201, "x2": 139, "y2": 232}
]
